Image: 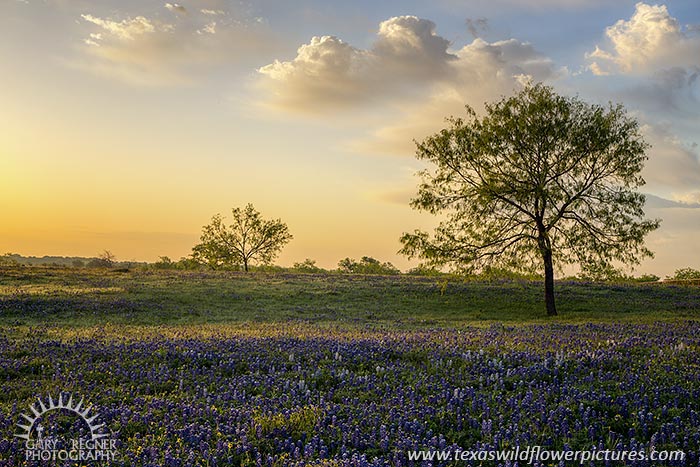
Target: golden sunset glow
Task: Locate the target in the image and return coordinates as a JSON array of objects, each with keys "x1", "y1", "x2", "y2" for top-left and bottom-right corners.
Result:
[{"x1": 1, "y1": 0, "x2": 699, "y2": 274}]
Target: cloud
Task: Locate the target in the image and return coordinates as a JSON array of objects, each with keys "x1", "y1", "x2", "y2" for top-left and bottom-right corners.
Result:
[
  {"x1": 644, "y1": 194, "x2": 700, "y2": 209},
  {"x1": 580, "y1": 3, "x2": 699, "y2": 207},
  {"x1": 439, "y1": 0, "x2": 618, "y2": 10},
  {"x1": 81, "y1": 14, "x2": 158, "y2": 41},
  {"x1": 641, "y1": 122, "x2": 700, "y2": 202},
  {"x1": 165, "y1": 3, "x2": 186, "y2": 15},
  {"x1": 587, "y1": 3, "x2": 700, "y2": 75},
  {"x1": 452, "y1": 38, "x2": 558, "y2": 86},
  {"x1": 373, "y1": 16, "x2": 456, "y2": 77},
  {"x1": 258, "y1": 15, "x2": 560, "y2": 118},
  {"x1": 619, "y1": 66, "x2": 700, "y2": 122},
  {"x1": 75, "y1": 7, "x2": 273, "y2": 85},
  {"x1": 348, "y1": 38, "x2": 562, "y2": 156},
  {"x1": 258, "y1": 16, "x2": 459, "y2": 112},
  {"x1": 198, "y1": 22, "x2": 217, "y2": 35},
  {"x1": 258, "y1": 36, "x2": 372, "y2": 111},
  {"x1": 466, "y1": 17, "x2": 489, "y2": 39},
  {"x1": 77, "y1": 13, "x2": 188, "y2": 85},
  {"x1": 257, "y1": 15, "x2": 562, "y2": 156}
]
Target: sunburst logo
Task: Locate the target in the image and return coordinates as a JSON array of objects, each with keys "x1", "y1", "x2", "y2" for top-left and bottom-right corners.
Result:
[
  {"x1": 15, "y1": 393, "x2": 107, "y2": 441},
  {"x1": 14, "y1": 393, "x2": 118, "y2": 462}
]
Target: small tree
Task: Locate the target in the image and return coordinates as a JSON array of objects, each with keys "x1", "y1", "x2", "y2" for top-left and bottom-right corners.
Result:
[
  {"x1": 0, "y1": 253, "x2": 20, "y2": 268},
  {"x1": 400, "y1": 84, "x2": 659, "y2": 316},
  {"x1": 193, "y1": 204, "x2": 292, "y2": 272},
  {"x1": 153, "y1": 256, "x2": 175, "y2": 269},
  {"x1": 176, "y1": 256, "x2": 201, "y2": 270},
  {"x1": 292, "y1": 259, "x2": 324, "y2": 274},
  {"x1": 88, "y1": 250, "x2": 116, "y2": 268}
]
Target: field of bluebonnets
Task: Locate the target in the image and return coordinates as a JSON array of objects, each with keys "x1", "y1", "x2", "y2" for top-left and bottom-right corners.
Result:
[{"x1": 0, "y1": 267, "x2": 699, "y2": 466}]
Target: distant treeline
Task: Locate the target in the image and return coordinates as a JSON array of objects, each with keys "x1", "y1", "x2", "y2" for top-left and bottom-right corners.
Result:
[
  {"x1": 0, "y1": 253, "x2": 146, "y2": 269},
  {"x1": 2, "y1": 252, "x2": 697, "y2": 283}
]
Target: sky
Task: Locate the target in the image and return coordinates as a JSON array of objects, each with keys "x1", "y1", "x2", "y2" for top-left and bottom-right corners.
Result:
[{"x1": 1, "y1": 0, "x2": 699, "y2": 276}]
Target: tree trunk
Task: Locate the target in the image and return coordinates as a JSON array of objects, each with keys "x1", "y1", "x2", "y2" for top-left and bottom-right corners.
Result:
[
  {"x1": 243, "y1": 258, "x2": 249, "y2": 272},
  {"x1": 543, "y1": 247, "x2": 557, "y2": 316}
]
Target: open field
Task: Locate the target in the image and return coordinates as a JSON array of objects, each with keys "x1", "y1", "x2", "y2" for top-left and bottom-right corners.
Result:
[
  {"x1": 1, "y1": 267, "x2": 699, "y2": 327},
  {"x1": 0, "y1": 268, "x2": 699, "y2": 466}
]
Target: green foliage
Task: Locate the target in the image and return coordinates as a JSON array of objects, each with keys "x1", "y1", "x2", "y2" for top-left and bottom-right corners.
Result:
[
  {"x1": 175, "y1": 256, "x2": 203, "y2": 270},
  {"x1": 192, "y1": 204, "x2": 293, "y2": 272},
  {"x1": 400, "y1": 83, "x2": 660, "y2": 314},
  {"x1": 150, "y1": 256, "x2": 203, "y2": 270},
  {"x1": 337, "y1": 256, "x2": 400, "y2": 275},
  {"x1": 573, "y1": 267, "x2": 660, "y2": 283},
  {"x1": 337, "y1": 258, "x2": 353, "y2": 273},
  {"x1": 253, "y1": 405, "x2": 322, "y2": 439},
  {"x1": 669, "y1": 267, "x2": 700, "y2": 280},
  {"x1": 292, "y1": 258, "x2": 325, "y2": 274},
  {"x1": 632, "y1": 273, "x2": 660, "y2": 283},
  {"x1": 0, "y1": 254, "x2": 146, "y2": 268},
  {"x1": 406, "y1": 264, "x2": 443, "y2": 276},
  {"x1": 577, "y1": 262, "x2": 627, "y2": 282},
  {"x1": 153, "y1": 256, "x2": 175, "y2": 269}
]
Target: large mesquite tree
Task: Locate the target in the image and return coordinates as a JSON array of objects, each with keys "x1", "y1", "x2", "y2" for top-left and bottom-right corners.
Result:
[{"x1": 400, "y1": 84, "x2": 659, "y2": 316}]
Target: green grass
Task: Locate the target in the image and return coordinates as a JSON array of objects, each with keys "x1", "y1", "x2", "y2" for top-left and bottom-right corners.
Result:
[{"x1": 1, "y1": 266, "x2": 698, "y2": 328}]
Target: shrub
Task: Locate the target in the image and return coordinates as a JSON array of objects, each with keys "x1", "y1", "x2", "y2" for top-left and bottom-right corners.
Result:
[
  {"x1": 337, "y1": 256, "x2": 400, "y2": 275},
  {"x1": 577, "y1": 263, "x2": 626, "y2": 282},
  {"x1": 176, "y1": 256, "x2": 204, "y2": 270},
  {"x1": 633, "y1": 273, "x2": 660, "y2": 283},
  {"x1": 0, "y1": 253, "x2": 20, "y2": 267},
  {"x1": 406, "y1": 264, "x2": 443, "y2": 276},
  {"x1": 669, "y1": 267, "x2": 700, "y2": 281},
  {"x1": 153, "y1": 256, "x2": 175, "y2": 269},
  {"x1": 87, "y1": 250, "x2": 116, "y2": 268},
  {"x1": 292, "y1": 259, "x2": 325, "y2": 274}
]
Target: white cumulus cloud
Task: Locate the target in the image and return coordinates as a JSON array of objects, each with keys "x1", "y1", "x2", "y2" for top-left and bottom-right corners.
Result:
[
  {"x1": 587, "y1": 3, "x2": 700, "y2": 75},
  {"x1": 258, "y1": 15, "x2": 560, "y2": 117},
  {"x1": 258, "y1": 16, "x2": 459, "y2": 112}
]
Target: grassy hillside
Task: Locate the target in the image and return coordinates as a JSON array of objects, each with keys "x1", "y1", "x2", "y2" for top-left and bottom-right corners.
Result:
[{"x1": 0, "y1": 267, "x2": 698, "y2": 327}]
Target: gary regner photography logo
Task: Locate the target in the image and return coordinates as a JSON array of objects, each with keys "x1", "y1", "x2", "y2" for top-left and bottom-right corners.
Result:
[{"x1": 14, "y1": 393, "x2": 118, "y2": 462}]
